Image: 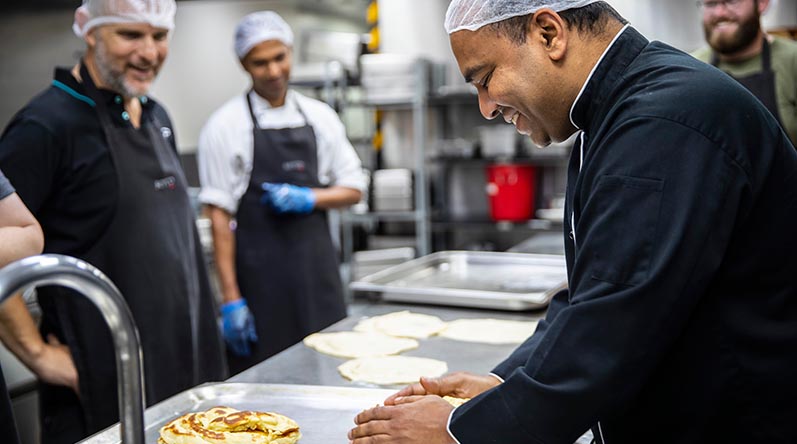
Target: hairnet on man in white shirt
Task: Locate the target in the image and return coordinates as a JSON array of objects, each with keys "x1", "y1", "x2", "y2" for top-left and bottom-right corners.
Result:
[
  {"x1": 72, "y1": 0, "x2": 176, "y2": 37},
  {"x1": 444, "y1": 0, "x2": 602, "y2": 34},
  {"x1": 234, "y1": 11, "x2": 295, "y2": 60}
]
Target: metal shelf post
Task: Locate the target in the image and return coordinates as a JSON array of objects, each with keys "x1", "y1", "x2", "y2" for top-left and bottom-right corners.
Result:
[{"x1": 413, "y1": 60, "x2": 430, "y2": 256}]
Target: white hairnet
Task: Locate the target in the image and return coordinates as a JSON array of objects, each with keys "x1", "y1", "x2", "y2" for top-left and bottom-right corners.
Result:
[
  {"x1": 234, "y1": 11, "x2": 294, "y2": 60},
  {"x1": 445, "y1": 0, "x2": 604, "y2": 34},
  {"x1": 73, "y1": 0, "x2": 176, "y2": 38}
]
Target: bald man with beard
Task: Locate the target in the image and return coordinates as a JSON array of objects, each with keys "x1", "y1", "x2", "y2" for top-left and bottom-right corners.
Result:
[
  {"x1": 0, "y1": 1, "x2": 226, "y2": 442},
  {"x1": 693, "y1": 0, "x2": 797, "y2": 146}
]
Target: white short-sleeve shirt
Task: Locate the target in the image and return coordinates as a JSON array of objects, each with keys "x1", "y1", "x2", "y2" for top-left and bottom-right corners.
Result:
[{"x1": 197, "y1": 89, "x2": 366, "y2": 214}]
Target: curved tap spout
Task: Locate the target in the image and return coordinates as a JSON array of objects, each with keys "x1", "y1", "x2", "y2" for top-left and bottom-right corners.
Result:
[{"x1": 0, "y1": 254, "x2": 145, "y2": 444}]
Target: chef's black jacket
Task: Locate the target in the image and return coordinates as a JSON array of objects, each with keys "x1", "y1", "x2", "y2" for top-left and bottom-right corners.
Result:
[{"x1": 450, "y1": 27, "x2": 797, "y2": 444}]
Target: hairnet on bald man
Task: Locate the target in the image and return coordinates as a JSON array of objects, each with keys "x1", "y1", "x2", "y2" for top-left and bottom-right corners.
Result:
[
  {"x1": 444, "y1": 0, "x2": 602, "y2": 34},
  {"x1": 234, "y1": 11, "x2": 294, "y2": 60},
  {"x1": 72, "y1": 0, "x2": 177, "y2": 37}
]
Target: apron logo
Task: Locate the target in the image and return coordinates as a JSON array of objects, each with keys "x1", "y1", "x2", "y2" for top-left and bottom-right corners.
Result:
[
  {"x1": 233, "y1": 154, "x2": 245, "y2": 174},
  {"x1": 160, "y1": 127, "x2": 173, "y2": 139},
  {"x1": 154, "y1": 176, "x2": 177, "y2": 191},
  {"x1": 282, "y1": 160, "x2": 306, "y2": 173}
]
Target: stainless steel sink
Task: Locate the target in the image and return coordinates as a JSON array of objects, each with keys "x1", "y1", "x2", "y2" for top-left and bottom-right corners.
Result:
[{"x1": 0, "y1": 255, "x2": 145, "y2": 444}]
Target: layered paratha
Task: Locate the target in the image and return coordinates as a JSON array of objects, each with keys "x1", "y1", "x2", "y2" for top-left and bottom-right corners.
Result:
[{"x1": 158, "y1": 406, "x2": 300, "y2": 444}]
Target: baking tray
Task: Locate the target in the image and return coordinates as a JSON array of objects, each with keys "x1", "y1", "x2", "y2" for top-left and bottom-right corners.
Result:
[
  {"x1": 80, "y1": 383, "x2": 394, "y2": 444},
  {"x1": 349, "y1": 251, "x2": 567, "y2": 311}
]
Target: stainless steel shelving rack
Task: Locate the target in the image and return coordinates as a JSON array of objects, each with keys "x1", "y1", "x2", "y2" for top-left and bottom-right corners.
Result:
[{"x1": 341, "y1": 59, "x2": 432, "y2": 270}]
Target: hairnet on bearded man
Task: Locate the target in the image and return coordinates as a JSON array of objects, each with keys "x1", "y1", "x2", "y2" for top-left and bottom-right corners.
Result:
[
  {"x1": 72, "y1": 0, "x2": 176, "y2": 37},
  {"x1": 444, "y1": 0, "x2": 603, "y2": 34}
]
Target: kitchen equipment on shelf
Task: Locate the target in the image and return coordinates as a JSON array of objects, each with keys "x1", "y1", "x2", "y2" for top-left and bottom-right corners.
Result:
[
  {"x1": 360, "y1": 54, "x2": 429, "y2": 103},
  {"x1": 479, "y1": 124, "x2": 517, "y2": 158},
  {"x1": 350, "y1": 251, "x2": 567, "y2": 311},
  {"x1": 372, "y1": 168, "x2": 413, "y2": 212},
  {"x1": 485, "y1": 163, "x2": 536, "y2": 222},
  {"x1": 437, "y1": 138, "x2": 476, "y2": 158}
]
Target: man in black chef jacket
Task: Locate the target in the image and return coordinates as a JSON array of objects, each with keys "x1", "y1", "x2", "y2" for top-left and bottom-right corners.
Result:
[
  {"x1": 0, "y1": 1, "x2": 226, "y2": 443},
  {"x1": 349, "y1": 1, "x2": 797, "y2": 443},
  {"x1": 0, "y1": 167, "x2": 44, "y2": 444}
]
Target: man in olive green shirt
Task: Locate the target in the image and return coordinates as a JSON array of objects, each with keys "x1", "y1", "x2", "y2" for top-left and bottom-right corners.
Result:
[{"x1": 692, "y1": 0, "x2": 797, "y2": 146}]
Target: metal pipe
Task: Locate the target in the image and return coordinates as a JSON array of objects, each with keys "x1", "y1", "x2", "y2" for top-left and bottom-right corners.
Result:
[
  {"x1": 413, "y1": 59, "x2": 430, "y2": 256},
  {"x1": 0, "y1": 254, "x2": 145, "y2": 444}
]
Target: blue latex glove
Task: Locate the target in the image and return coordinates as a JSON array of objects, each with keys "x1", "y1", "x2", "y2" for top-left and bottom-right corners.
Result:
[
  {"x1": 260, "y1": 182, "x2": 316, "y2": 214},
  {"x1": 220, "y1": 299, "x2": 258, "y2": 357}
]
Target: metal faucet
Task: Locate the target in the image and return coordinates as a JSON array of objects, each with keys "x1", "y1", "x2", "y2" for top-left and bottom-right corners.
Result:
[{"x1": 0, "y1": 254, "x2": 145, "y2": 444}]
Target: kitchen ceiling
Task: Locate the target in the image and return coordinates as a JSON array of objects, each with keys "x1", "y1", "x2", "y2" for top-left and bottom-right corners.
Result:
[{"x1": 1, "y1": 0, "x2": 371, "y2": 15}]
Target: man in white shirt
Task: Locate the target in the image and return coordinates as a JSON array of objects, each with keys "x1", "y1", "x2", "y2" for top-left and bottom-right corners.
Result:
[{"x1": 197, "y1": 11, "x2": 366, "y2": 375}]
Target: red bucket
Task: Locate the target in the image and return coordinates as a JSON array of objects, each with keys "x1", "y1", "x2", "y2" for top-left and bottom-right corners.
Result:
[{"x1": 485, "y1": 164, "x2": 536, "y2": 221}]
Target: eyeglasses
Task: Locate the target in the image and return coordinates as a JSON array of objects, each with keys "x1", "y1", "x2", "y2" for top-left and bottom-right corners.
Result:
[{"x1": 696, "y1": 0, "x2": 746, "y2": 11}]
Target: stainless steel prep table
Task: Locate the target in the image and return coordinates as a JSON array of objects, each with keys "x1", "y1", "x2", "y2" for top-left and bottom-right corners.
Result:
[
  {"x1": 80, "y1": 383, "x2": 396, "y2": 444},
  {"x1": 230, "y1": 301, "x2": 546, "y2": 387},
  {"x1": 80, "y1": 301, "x2": 553, "y2": 443},
  {"x1": 230, "y1": 301, "x2": 590, "y2": 443}
]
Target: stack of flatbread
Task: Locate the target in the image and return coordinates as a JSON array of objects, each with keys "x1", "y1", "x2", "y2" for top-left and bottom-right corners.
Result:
[
  {"x1": 338, "y1": 355, "x2": 449, "y2": 385},
  {"x1": 158, "y1": 406, "x2": 301, "y2": 444},
  {"x1": 354, "y1": 310, "x2": 448, "y2": 339},
  {"x1": 303, "y1": 311, "x2": 538, "y2": 385},
  {"x1": 438, "y1": 318, "x2": 538, "y2": 344},
  {"x1": 303, "y1": 331, "x2": 419, "y2": 359},
  {"x1": 354, "y1": 311, "x2": 538, "y2": 344}
]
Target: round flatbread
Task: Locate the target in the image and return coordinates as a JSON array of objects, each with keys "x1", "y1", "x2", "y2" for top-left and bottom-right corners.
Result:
[
  {"x1": 158, "y1": 405, "x2": 300, "y2": 444},
  {"x1": 439, "y1": 318, "x2": 538, "y2": 344},
  {"x1": 354, "y1": 311, "x2": 447, "y2": 339},
  {"x1": 338, "y1": 356, "x2": 448, "y2": 385},
  {"x1": 303, "y1": 331, "x2": 419, "y2": 358}
]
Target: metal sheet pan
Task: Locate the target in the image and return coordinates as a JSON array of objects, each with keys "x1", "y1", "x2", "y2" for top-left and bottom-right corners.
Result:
[
  {"x1": 349, "y1": 251, "x2": 567, "y2": 311},
  {"x1": 80, "y1": 383, "x2": 394, "y2": 444}
]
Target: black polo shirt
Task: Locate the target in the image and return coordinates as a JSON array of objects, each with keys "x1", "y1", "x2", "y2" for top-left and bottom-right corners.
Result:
[
  {"x1": 0, "y1": 364, "x2": 20, "y2": 444},
  {"x1": 0, "y1": 67, "x2": 177, "y2": 256}
]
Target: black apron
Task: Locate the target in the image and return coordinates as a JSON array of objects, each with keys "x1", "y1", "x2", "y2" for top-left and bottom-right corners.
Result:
[
  {"x1": 36, "y1": 63, "x2": 226, "y2": 444},
  {"x1": 711, "y1": 38, "x2": 784, "y2": 126},
  {"x1": 0, "y1": 364, "x2": 20, "y2": 444},
  {"x1": 227, "y1": 93, "x2": 346, "y2": 375}
]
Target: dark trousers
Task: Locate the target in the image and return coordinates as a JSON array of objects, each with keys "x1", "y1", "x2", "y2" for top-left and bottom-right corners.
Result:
[{"x1": 40, "y1": 384, "x2": 86, "y2": 444}]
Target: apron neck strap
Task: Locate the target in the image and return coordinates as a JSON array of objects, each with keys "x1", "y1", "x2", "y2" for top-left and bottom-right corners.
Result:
[
  {"x1": 245, "y1": 90, "x2": 309, "y2": 130},
  {"x1": 710, "y1": 37, "x2": 773, "y2": 72},
  {"x1": 760, "y1": 37, "x2": 773, "y2": 71},
  {"x1": 79, "y1": 60, "x2": 113, "y2": 125}
]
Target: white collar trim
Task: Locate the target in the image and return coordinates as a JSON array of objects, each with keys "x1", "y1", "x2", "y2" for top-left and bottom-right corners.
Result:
[
  {"x1": 568, "y1": 24, "x2": 631, "y2": 130},
  {"x1": 248, "y1": 89, "x2": 296, "y2": 112}
]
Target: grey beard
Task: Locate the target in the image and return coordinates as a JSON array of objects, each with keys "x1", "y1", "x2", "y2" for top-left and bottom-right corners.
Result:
[{"x1": 94, "y1": 39, "x2": 147, "y2": 98}]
